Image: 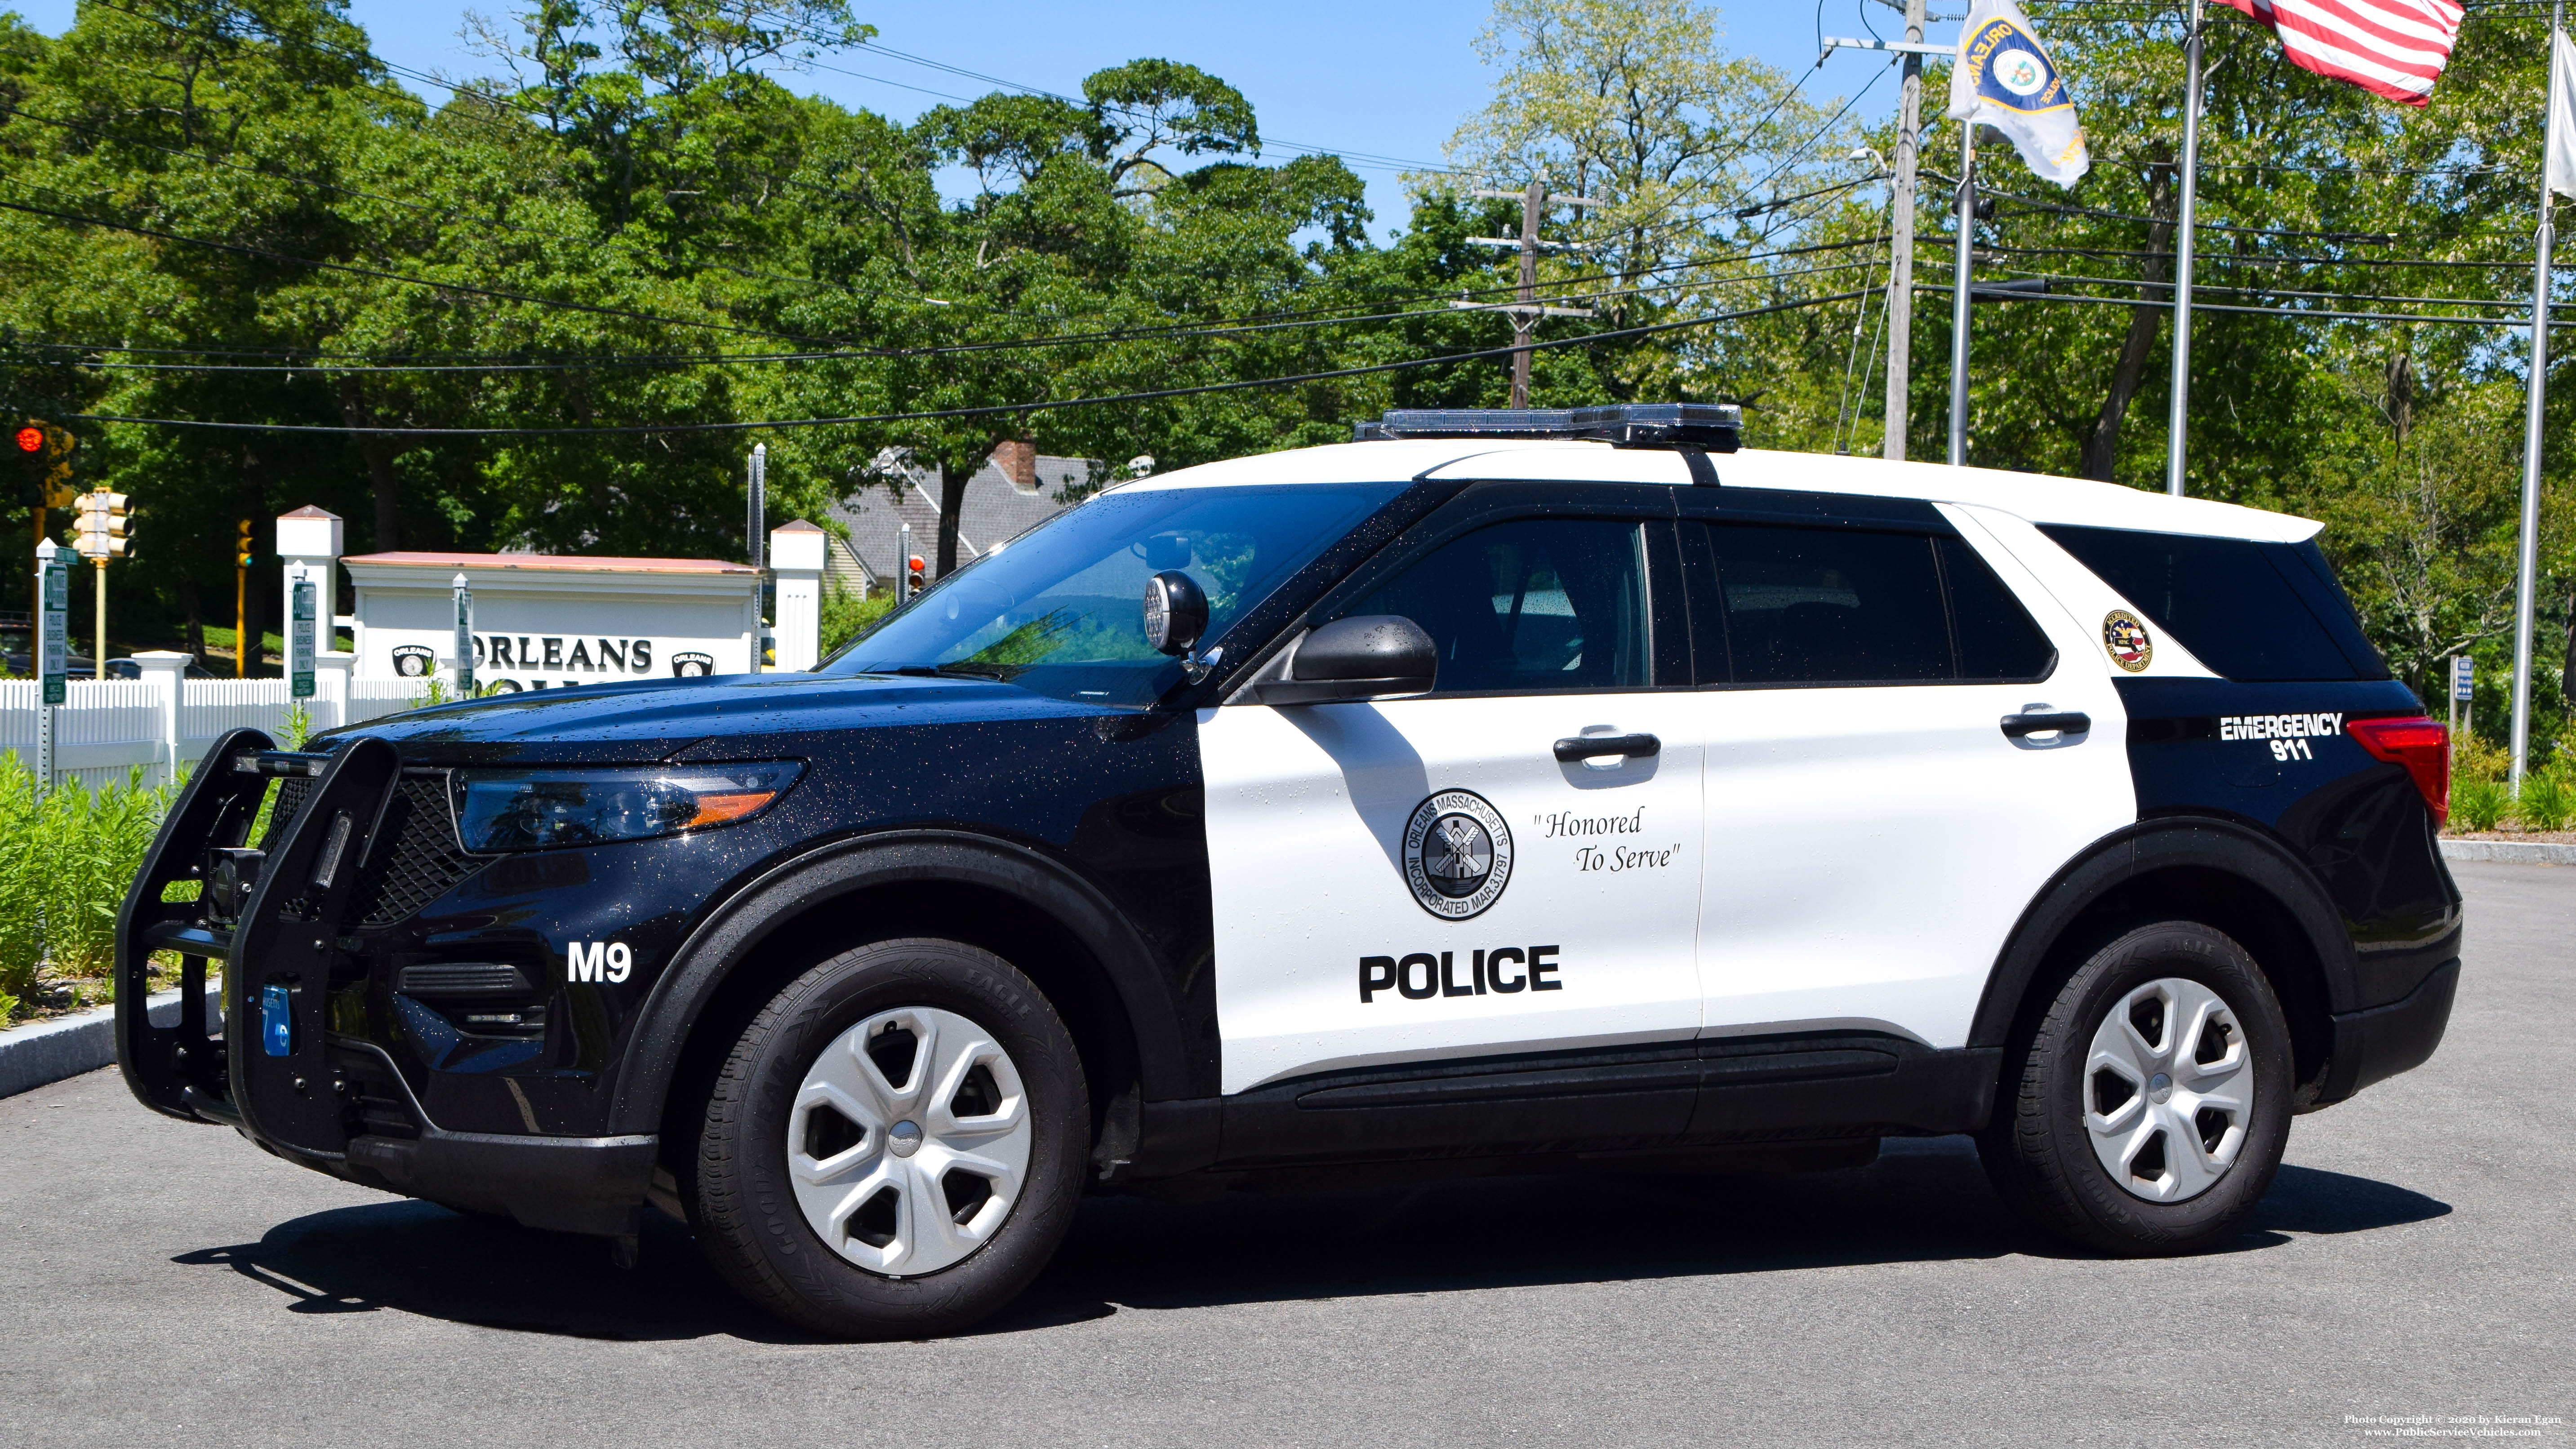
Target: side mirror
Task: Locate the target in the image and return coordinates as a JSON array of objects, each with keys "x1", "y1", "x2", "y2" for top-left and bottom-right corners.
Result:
[
  {"x1": 1142, "y1": 570, "x2": 1208, "y2": 656},
  {"x1": 1246, "y1": 615, "x2": 1437, "y2": 705}
]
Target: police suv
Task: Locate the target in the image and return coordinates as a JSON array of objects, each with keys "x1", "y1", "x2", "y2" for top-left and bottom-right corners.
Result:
[{"x1": 114, "y1": 404, "x2": 2460, "y2": 1338}]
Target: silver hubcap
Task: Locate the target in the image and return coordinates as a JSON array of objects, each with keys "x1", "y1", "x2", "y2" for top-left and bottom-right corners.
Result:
[
  {"x1": 2083, "y1": 977, "x2": 2253, "y2": 1204},
  {"x1": 786, "y1": 1006, "x2": 1032, "y2": 1276}
]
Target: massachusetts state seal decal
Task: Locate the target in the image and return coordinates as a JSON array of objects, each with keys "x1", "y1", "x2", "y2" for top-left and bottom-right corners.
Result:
[
  {"x1": 2102, "y1": 609, "x2": 2153, "y2": 673},
  {"x1": 1402, "y1": 789, "x2": 1513, "y2": 920}
]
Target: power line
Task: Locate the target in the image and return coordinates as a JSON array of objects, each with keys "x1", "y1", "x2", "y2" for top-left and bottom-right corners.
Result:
[
  {"x1": 0, "y1": 182, "x2": 849, "y2": 346},
  {"x1": 71, "y1": 287, "x2": 1872, "y2": 436},
  {"x1": 7, "y1": 239, "x2": 1894, "y2": 369},
  {"x1": 1920, "y1": 280, "x2": 2553, "y2": 329}
]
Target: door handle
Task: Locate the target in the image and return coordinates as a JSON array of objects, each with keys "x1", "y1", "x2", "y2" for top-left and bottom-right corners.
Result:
[
  {"x1": 2000, "y1": 711, "x2": 2091, "y2": 739},
  {"x1": 1553, "y1": 733, "x2": 1661, "y2": 763}
]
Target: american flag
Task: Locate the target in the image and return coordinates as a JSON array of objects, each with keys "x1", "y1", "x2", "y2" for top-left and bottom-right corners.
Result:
[{"x1": 2220, "y1": 0, "x2": 2467, "y2": 108}]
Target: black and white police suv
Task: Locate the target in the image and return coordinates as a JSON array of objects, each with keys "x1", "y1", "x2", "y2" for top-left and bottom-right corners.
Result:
[{"x1": 114, "y1": 404, "x2": 2461, "y2": 1338}]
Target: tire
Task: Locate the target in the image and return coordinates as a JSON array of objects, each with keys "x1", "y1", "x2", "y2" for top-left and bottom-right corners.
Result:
[
  {"x1": 691, "y1": 937, "x2": 1090, "y2": 1338},
  {"x1": 1977, "y1": 920, "x2": 2294, "y2": 1255}
]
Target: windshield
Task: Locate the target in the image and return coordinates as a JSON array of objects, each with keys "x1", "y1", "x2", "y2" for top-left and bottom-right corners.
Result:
[{"x1": 823, "y1": 481, "x2": 1404, "y2": 705}]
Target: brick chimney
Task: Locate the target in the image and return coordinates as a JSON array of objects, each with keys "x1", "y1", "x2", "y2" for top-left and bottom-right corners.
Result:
[{"x1": 989, "y1": 439, "x2": 1038, "y2": 494}]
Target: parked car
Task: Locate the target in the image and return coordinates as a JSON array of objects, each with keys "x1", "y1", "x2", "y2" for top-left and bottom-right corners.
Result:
[{"x1": 116, "y1": 404, "x2": 2458, "y2": 1339}]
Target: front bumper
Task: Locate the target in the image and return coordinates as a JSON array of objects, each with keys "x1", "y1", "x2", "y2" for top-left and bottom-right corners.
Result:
[{"x1": 112, "y1": 729, "x2": 654, "y2": 1237}]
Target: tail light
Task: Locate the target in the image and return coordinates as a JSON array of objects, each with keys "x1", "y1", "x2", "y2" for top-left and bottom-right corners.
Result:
[{"x1": 2346, "y1": 716, "x2": 2449, "y2": 826}]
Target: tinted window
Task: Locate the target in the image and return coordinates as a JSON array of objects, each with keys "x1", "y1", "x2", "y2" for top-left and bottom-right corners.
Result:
[
  {"x1": 2038, "y1": 524, "x2": 2379, "y2": 681},
  {"x1": 1710, "y1": 525, "x2": 1950, "y2": 684},
  {"x1": 1341, "y1": 519, "x2": 1650, "y2": 693},
  {"x1": 828, "y1": 481, "x2": 1401, "y2": 705},
  {"x1": 1940, "y1": 536, "x2": 2057, "y2": 680}
]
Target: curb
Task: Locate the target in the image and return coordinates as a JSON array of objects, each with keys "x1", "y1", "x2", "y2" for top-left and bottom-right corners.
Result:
[
  {"x1": 2440, "y1": 838, "x2": 2576, "y2": 866},
  {"x1": 0, "y1": 986, "x2": 221, "y2": 1102}
]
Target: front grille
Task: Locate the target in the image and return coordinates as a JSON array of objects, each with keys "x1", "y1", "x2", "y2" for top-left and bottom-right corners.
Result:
[
  {"x1": 258, "y1": 777, "x2": 311, "y2": 851},
  {"x1": 347, "y1": 777, "x2": 484, "y2": 928},
  {"x1": 396, "y1": 962, "x2": 532, "y2": 996}
]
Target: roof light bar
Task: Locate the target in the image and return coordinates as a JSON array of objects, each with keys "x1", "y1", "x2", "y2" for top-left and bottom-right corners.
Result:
[{"x1": 1353, "y1": 402, "x2": 1741, "y2": 453}]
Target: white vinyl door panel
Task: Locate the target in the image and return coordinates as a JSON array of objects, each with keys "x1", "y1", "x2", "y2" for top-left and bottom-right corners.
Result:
[{"x1": 1201, "y1": 693, "x2": 1704, "y2": 1093}]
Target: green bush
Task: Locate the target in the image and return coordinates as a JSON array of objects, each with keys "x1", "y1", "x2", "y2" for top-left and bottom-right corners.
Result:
[
  {"x1": 2515, "y1": 766, "x2": 2574, "y2": 832},
  {"x1": 2453, "y1": 776, "x2": 2509, "y2": 832},
  {"x1": 0, "y1": 760, "x2": 181, "y2": 1022},
  {"x1": 820, "y1": 580, "x2": 895, "y2": 658}
]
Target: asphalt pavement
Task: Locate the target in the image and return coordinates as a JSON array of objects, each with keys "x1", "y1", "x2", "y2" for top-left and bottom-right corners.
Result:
[{"x1": 3, "y1": 862, "x2": 2567, "y2": 1447}]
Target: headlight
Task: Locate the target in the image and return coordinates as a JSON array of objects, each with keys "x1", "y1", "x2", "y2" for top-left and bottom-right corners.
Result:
[{"x1": 449, "y1": 762, "x2": 804, "y2": 853}]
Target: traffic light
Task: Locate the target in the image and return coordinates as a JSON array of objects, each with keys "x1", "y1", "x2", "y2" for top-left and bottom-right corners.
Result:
[
  {"x1": 13, "y1": 422, "x2": 71, "y2": 508},
  {"x1": 11, "y1": 425, "x2": 40, "y2": 506},
  {"x1": 906, "y1": 553, "x2": 926, "y2": 593},
  {"x1": 235, "y1": 519, "x2": 254, "y2": 569},
  {"x1": 73, "y1": 489, "x2": 133, "y2": 561}
]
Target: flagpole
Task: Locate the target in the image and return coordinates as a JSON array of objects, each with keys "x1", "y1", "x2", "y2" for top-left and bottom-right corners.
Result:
[
  {"x1": 2513, "y1": 0, "x2": 2564, "y2": 791},
  {"x1": 1949, "y1": 124, "x2": 1976, "y2": 466},
  {"x1": 2167, "y1": 0, "x2": 2207, "y2": 498}
]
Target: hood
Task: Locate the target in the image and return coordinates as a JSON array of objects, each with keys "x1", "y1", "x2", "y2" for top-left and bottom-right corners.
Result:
[{"x1": 327, "y1": 670, "x2": 1127, "y2": 765}]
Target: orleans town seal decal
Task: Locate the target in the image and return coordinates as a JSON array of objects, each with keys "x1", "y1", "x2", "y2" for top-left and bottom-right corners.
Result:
[
  {"x1": 2103, "y1": 609, "x2": 2153, "y2": 673},
  {"x1": 1402, "y1": 790, "x2": 1513, "y2": 920}
]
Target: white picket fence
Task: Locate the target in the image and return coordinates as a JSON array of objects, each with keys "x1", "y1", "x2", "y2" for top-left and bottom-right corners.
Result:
[{"x1": 0, "y1": 657, "x2": 433, "y2": 793}]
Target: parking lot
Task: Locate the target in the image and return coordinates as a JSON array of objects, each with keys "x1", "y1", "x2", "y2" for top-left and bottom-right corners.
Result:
[{"x1": 0, "y1": 860, "x2": 2565, "y2": 1447}]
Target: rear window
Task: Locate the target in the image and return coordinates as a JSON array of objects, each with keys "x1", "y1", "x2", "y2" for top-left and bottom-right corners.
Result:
[
  {"x1": 2038, "y1": 525, "x2": 2388, "y2": 682},
  {"x1": 1698, "y1": 524, "x2": 2055, "y2": 685}
]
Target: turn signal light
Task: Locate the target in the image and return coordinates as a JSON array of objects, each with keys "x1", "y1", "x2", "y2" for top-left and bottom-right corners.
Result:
[{"x1": 2346, "y1": 716, "x2": 2449, "y2": 826}]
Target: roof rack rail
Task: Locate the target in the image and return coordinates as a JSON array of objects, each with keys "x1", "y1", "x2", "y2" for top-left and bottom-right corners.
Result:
[{"x1": 1352, "y1": 402, "x2": 1741, "y2": 452}]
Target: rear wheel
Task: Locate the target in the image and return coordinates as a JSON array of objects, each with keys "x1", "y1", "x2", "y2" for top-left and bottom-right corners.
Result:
[
  {"x1": 691, "y1": 938, "x2": 1089, "y2": 1338},
  {"x1": 1977, "y1": 920, "x2": 2293, "y2": 1255}
]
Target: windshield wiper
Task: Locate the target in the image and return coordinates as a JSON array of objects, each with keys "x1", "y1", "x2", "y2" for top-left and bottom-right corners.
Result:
[{"x1": 883, "y1": 663, "x2": 1017, "y2": 681}]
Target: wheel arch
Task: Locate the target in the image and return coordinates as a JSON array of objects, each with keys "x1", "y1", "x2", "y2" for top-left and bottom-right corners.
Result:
[
  {"x1": 1971, "y1": 818, "x2": 2362, "y2": 1105},
  {"x1": 605, "y1": 831, "x2": 1199, "y2": 1156}
]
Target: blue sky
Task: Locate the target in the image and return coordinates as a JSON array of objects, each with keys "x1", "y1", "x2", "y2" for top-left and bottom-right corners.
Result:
[{"x1": 6, "y1": 0, "x2": 1941, "y2": 234}]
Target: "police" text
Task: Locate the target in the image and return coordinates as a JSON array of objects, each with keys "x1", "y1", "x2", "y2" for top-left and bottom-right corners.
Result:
[{"x1": 1360, "y1": 947, "x2": 1560, "y2": 1002}]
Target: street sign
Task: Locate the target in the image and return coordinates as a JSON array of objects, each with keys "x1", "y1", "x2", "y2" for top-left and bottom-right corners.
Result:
[
  {"x1": 289, "y1": 567, "x2": 316, "y2": 699},
  {"x1": 451, "y1": 572, "x2": 474, "y2": 698},
  {"x1": 2453, "y1": 655, "x2": 2474, "y2": 703},
  {"x1": 38, "y1": 543, "x2": 67, "y2": 706}
]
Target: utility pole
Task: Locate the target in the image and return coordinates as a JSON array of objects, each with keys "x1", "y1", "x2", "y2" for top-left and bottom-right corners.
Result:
[
  {"x1": 1460, "y1": 184, "x2": 1597, "y2": 404},
  {"x1": 1512, "y1": 179, "x2": 1543, "y2": 407},
  {"x1": 1885, "y1": 0, "x2": 1929, "y2": 461},
  {"x1": 1821, "y1": 19, "x2": 1950, "y2": 460}
]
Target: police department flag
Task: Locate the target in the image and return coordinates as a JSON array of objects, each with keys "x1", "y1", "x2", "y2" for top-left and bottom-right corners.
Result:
[
  {"x1": 2551, "y1": 26, "x2": 2576, "y2": 202},
  {"x1": 1947, "y1": 0, "x2": 2089, "y2": 187}
]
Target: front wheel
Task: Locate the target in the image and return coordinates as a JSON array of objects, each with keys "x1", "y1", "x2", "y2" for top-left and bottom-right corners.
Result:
[
  {"x1": 1978, "y1": 920, "x2": 2294, "y2": 1255},
  {"x1": 691, "y1": 938, "x2": 1090, "y2": 1338}
]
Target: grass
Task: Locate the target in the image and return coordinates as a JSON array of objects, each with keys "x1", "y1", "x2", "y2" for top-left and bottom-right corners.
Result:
[{"x1": 0, "y1": 759, "x2": 183, "y2": 1023}]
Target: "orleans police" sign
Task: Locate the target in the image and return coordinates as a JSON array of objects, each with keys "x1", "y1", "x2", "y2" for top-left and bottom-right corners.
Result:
[{"x1": 345, "y1": 550, "x2": 762, "y2": 691}]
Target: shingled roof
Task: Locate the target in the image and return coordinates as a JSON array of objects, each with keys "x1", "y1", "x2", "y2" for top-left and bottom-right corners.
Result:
[{"x1": 828, "y1": 452, "x2": 1096, "y2": 595}]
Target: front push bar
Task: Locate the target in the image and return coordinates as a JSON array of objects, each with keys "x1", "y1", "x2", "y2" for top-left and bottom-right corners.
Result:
[{"x1": 114, "y1": 730, "x2": 403, "y2": 1162}]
